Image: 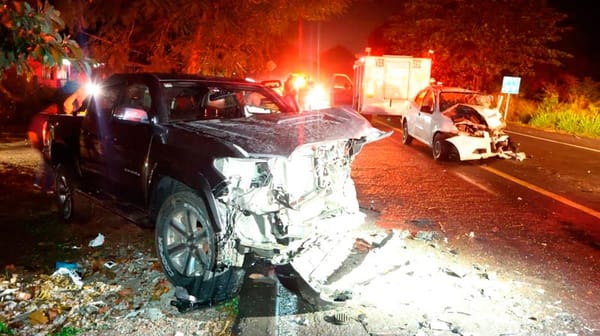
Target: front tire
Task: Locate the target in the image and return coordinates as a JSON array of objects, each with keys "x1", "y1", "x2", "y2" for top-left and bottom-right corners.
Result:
[
  {"x1": 55, "y1": 164, "x2": 75, "y2": 221},
  {"x1": 402, "y1": 120, "x2": 413, "y2": 145},
  {"x1": 155, "y1": 191, "x2": 244, "y2": 305},
  {"x1": 448, "y1": 143, "x2": 460, "y2": 161},
  {"x1": 156, "y1": 191, "x2": 215, "y2": 287},
  {"x1": 433, "y1": 134, "x2": 449, "y2": 161}
]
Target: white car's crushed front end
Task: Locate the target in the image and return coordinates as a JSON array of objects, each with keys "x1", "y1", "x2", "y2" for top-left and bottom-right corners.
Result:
[{"x1": 442, "y1": 104, "x2": 525, "y2": 161}]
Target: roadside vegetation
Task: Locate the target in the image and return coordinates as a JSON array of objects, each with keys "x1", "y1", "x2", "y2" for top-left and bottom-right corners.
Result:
[
  {"x1": 510, "y1": 76, "x2": 600, "y2": 139},
  {"x1": 0, "y1": 321, "x2": 81, "y2": 336}
]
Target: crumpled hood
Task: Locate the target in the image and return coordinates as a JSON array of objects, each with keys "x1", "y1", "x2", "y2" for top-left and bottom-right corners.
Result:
[
  {"x1": 175, "y1": 106, "x2": 389, "y2": 157},
  {"x1": 443, "y1": 104, "x2": 506, "y2": 131}
]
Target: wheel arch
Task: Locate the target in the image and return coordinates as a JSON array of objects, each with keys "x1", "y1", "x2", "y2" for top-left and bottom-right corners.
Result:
[
  {"x1": 50, "y1": 141, "x2": 74, "y2": 165},
  {"x1": 432, "y1": 131, "x2": 458, "y2": 161},
  {"x1": 148, "y1": 173, "x2": 224, "y2": 233},
  {"x1": 432, "y1": 130, "x2": 454, "y2": 143},
  {"x1": 49, "y1": 141, "x2": 81, "y2": 180}
]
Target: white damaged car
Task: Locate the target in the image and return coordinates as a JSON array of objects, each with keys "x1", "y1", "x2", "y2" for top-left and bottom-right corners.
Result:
[{"x1": 401, "y1": 85, "x2": 523, "y2": 161}]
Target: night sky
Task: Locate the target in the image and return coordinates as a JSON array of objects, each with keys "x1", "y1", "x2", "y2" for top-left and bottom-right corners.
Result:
[{"x1": 316, "y1": 0, "x2": 600, "y2": 80}]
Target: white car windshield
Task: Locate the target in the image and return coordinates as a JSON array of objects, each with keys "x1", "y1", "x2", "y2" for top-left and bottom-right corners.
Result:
[{"x1": 439, "y1": 92, "x2": 495, "y2": 112}]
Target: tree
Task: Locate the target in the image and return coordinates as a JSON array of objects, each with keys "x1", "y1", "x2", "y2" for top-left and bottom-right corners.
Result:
[
  {"x1": 55, "y1": 0, "x2": 352, "y2": 77},
  {"x1": 368, "y1": 0, "x2": 571, "y2": 91},
  {"x1": 0, "y1": 0, "x2": 86, "y2": 80}
]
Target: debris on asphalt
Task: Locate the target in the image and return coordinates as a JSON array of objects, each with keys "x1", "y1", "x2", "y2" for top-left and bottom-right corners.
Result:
[
  {"x1": 315, "y1": 229, "x2": 596, "y2": 336},
  {"x1": 88, "y1": 233, "x2": 105, "y2": 247},
  {"x1": 0, "y1": 241, "x2": 231, "y2": 336},
  {"x1": 52, "y1": 267, "x2": 83, "y2": 287}
]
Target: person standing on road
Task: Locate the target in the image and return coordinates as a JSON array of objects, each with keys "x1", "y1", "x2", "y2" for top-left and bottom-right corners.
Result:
[{"x1": 27, "y1": 104, "x2": 56, "y2": 194}]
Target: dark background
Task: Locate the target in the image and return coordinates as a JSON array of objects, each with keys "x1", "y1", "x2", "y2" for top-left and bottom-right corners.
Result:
[{"x1": 316, "y1": 0, "x2": 599, "y2": 81}]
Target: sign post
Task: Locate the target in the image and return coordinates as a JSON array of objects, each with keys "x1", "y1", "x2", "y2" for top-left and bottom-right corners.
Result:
[{"x1": 501, "y1": 76, "x2": 521, "y2": 120}]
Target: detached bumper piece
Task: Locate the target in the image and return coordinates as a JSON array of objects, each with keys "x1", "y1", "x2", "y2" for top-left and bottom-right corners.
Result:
[
  {"x1": 170, "y1": 265, "x2": 245, "y2": 313},
  {"x1": 170, "y1": 287, "x2": 208, "y2": 313}
]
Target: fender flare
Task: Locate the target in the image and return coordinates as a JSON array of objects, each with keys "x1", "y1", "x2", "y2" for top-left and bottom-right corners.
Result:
[{"x1": 148, "y1": 172, "x2": 224, "y2": 233}]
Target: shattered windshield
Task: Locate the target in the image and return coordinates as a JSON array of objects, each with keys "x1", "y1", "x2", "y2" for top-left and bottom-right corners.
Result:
[{"x1": 439, "y1": 92, "x2": 496, "y2": 112}]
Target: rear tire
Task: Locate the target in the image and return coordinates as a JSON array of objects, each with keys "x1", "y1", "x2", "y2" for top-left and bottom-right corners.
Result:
[
  {"x1": 55, "y1": 164, "x2": 75, "y2": 221},
  {"x1": 155, "y1": 190, "x2": 244, "y2": 305},
  {"x1": 402, "y1": 120, "x2": 413, "y2": 145}
]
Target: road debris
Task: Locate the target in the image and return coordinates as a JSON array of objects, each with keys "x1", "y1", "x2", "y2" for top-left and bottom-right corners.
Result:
[
  {"x1": 0, "y1": 241, "x2": 230, "y2": 336},
  {"x1": 52, "y1": 267, "x2": 83, "y2": 287},
  {"x1": 88, "y1": 233, "x2": 105, "y2": 247}
]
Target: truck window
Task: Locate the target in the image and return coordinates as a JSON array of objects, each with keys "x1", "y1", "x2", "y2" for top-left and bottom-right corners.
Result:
[
  {"x1": 113, "y1": 83, "x2": 151, "y2": 123},
  {"x1": 98, "y1": 84, "x2": 121, "y2": 111},
  {"x1": 163, "y1": 83, "x2": 283, "y2": 121},
  {"x1": 205, "y1": 88, "x2": 244, "y2": 119},
  {"x1": 82, "y1": 82, "x2": 122, "y2": 133},
  {"x1": 163, "y1": 83, "x2": 208, "y2": 121},
  {"x1": 242, "y1": 90, "x2": 279, "y2": 115}
]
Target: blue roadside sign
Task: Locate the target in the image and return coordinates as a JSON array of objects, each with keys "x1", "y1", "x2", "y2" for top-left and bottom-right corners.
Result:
[{"x1": 501, "y1": 76, "x2": 521, "y2": 94}]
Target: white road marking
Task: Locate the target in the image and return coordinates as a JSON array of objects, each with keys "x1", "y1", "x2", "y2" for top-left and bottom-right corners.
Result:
[
  {"x1": 376, "y1": 118, "x2": 600, "y2": 219},
  {"x1": 481, "y1": 165, "x2": 600, "y2": 220},
  {"x1": 453, "y1": 172, "x2": 499, "y2": 196},
  {"x1": 506, "y1": 130, "x2": 600, "y2": 153}
]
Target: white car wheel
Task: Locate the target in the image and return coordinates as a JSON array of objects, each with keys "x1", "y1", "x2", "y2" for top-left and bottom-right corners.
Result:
[
  {"x1": 433, "y1": 134, "x2": 448, "y2": 161},
  {"x1": 402, "y1": 121, "x2": 413, "y2": 145}
]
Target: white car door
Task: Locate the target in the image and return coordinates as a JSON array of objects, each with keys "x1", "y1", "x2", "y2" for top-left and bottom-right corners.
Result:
[
  {"x1": 405, "y1": 90, "x2": 423, "y2": 138},
  {"x1": 414, "y1": 89, "x2": 435, "y2": 144}
]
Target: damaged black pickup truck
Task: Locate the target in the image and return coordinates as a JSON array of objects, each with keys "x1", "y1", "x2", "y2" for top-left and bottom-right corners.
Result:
[{"x1": 44, "y1": 73, "x2": 389, "y2": 310}]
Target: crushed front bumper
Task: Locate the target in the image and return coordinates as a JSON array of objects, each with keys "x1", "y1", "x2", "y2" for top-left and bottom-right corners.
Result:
[{"x1": 445, "y1": 133, "x2": 525, "y2": 161}]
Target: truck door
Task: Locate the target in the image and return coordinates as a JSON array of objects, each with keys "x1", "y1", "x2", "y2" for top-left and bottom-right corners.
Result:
[
  {"x1": 79, "y1": 79, "x2": 124, "y2": 191},
  {"x1": 107, "y1": 81, "x2": 154, "y2": 205}
]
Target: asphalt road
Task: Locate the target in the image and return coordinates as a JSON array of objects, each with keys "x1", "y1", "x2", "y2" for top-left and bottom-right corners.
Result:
[{"x1": 233, "y1": 119, "x2": 600, "y2": 335}]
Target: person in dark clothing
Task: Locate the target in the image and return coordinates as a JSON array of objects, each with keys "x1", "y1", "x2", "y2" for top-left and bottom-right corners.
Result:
[{"x1": 27, "y1": 104, "x2": 56, "y2": 193}]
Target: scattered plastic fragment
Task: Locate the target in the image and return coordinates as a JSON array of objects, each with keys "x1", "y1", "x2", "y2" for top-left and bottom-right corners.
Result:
[
  {"x1": 332, "y1": 312, "x2": 350, "y2": 325},
  {"x1": 52, "y1": 267, "x2": 83, "y2": 287},
  {"x1": 55, "y1": 261, "x2": 82, "y2": 274},
  {"x1": 88, "y1": 233, "x2": 105, "y2": 247}
]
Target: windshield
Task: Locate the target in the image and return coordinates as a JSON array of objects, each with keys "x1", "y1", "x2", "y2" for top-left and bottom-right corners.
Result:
[
  {"x1": 439, "y1": 92, "x2": 496, "y2": 112},
  {"x1": 163, "y1": 82, "x2": 286, "y2": 122}
]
